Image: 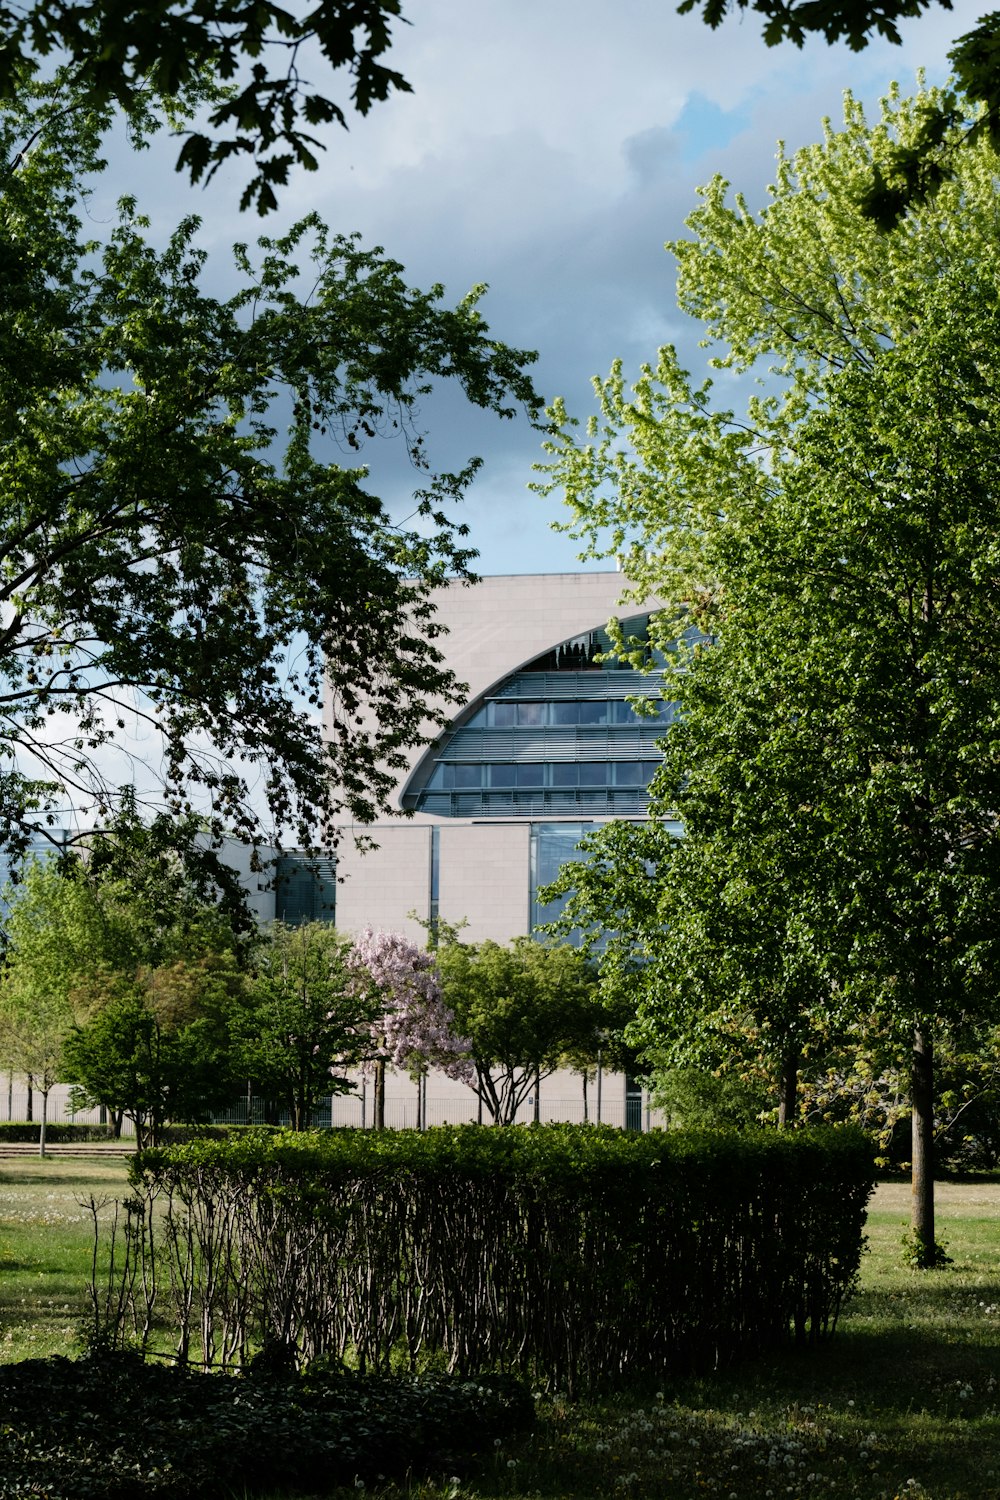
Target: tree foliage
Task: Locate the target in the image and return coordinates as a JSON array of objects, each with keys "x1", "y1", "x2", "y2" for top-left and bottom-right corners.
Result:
[
  {"x1": 0, "y1": 814, "x2": 256, "y2": 1144},
  {"x1": 678, "y1": 0, "x2": 945, "y2": 49},
  {"x1": 63, "y1": 953, "x2": 244, "y2": 1147},
  {"x1": 0, "y1": 857, "x2": 116, "y2": 1149},
  {"x1": 540, "y1": 84, "x2": 1000, "y2": 1261},
  {"x1": 80, "y1": 789, "x2": 257, "y2": 947},
  {"x1": 679, "y1": 0, "x2": 1000, "y2": 227},
  {"x1": 346, "y1": 927, "x2": 472, "y2": 1127},
  {"x1": 0, "y1": 90, "x2": 539, "y2": 862},
  {"x1": 435, "y1": 938, "x2": 605, "y2": 1125},
  {"x1": 0, "y1": 1, "x2": 415, "y2": 213},
  {"x1": 233, "y1": 921, "x2": 377, "y2": 1129}
]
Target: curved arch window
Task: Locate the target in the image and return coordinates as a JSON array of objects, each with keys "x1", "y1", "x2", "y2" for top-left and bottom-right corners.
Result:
[{"x1": 401, "y1": 618, "x2": 683, "y2": 817}]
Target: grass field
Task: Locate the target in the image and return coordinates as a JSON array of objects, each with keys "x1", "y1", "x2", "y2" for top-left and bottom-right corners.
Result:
[
  {"x1": 1, "y1": 1158, "x2": 998, "y2": 1499},
  {"x1": 0, "y1": 1154, "x2": 128, "y2": 1361}
]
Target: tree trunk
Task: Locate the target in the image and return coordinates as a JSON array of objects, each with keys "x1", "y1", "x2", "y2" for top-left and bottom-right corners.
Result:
[
  {"x1": 39, "y1": 1088, "x2": 48, "y2": 1159},
  {"x1": 581, "y1": 1070, "x2": 588, "y2": 1123},
  {"x1": 26, "y1": 1075, "x2": 32, "y2": 1123},
  {"x1": 533, "y1": 1067, "x2": 541, "y2": 1123},
  {"x1": 777, "y1": 1046, "x2": 799, "y2": 1128},
  {"x1": 374, "y1": 1059, "x2": 385, "y2": 1130},
  {"x1": 911, "y1": 1023, "x2": 937, "y2": 1262}
]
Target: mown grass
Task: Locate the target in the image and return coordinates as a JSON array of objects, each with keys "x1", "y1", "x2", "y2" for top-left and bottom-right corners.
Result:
[
  {"x1": 0, "y1": 1154, "x2": 130, "y2": 1360},
  {"x1": 1, "y1": 1159, "x2": 998, "y2": 1499}
]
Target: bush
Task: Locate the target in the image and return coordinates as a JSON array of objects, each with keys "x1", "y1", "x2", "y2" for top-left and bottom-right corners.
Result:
[
  {"x1": 0, "y1": 1121, "x2": 119, "y2": 1143},
  {"x1": 0, "y1": 1350, "x2": 531, "y2": 1497},
  {"x1": 94, "y1": 1123, "x2": 874, "y2": 1394},
  {"x1": 653, "y1": 1066, "x2": 769, "y2": 1129}
]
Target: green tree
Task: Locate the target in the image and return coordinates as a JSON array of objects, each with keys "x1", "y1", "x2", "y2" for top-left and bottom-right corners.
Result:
[
  {"x1": 679, "y1": 0, "x2": 1000, "y2": 228},
  {"x1": 0, "y1": 2, "x2": 414, "y2": 213},
  {"x1": 0, "y1": 88, "x2": 538, "y2": 863},
  {"x1": 0, "y1": 812, "x2": 258, "y2": 1143},
  {"x1": 63, "y1": 954, "x2": 244, "y2": 1148},
  {"x1": 0, "y1": 859, "x2": 117, "y2": 1153},
  {"x1": 232, "y1": 922, "x2": 377, "y2": 1129},
  {"x1": 546, "y1": 811, "x2": 838, "y2": 1130},
  {"x1": 436, "y1": 937, "x2": 605, "y2": 1125},
  {"x1": 540, "y1": 86, "x2": 1000, "y2": 1265},
  {"x1": 81, "y1": 789, "x2": 258, "y2": 952}
]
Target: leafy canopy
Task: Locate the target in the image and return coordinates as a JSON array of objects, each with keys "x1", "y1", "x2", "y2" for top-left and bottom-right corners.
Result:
[
  {"x1": 436, "y1": 937, "x2": 605, "y2": 1125},
  {"x1": 540, "y1": 83, "x2": 1000, "y2": 1251},
  {"x1": 232, "y1": 921, "x2": 378, "y2": 1129},
  {"x1": 64, "y1": 953, "x2": 245, "y2": 1147},
  {"x1": 0, "y1": 833, "x2": 248, "y2": 1141},
  {"x1": 0, "y1": 1, "x2": 414, "y2": 213},
  {"x1": 0, "y1": 88, "x2": 539, "y2": 861},
  {"x1": 679, "y1": 0, "x2": 1000, "y2": 227}
]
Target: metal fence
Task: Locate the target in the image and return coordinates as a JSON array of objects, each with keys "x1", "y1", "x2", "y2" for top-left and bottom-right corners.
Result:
[{"x1": 0, "y1": 1075, "x2": 659, "y2": 1134}]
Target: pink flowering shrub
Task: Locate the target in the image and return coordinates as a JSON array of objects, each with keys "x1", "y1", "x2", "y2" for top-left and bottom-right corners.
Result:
[{"x1": 347, "y1": 928, "x2": 475, "y2": 1084}]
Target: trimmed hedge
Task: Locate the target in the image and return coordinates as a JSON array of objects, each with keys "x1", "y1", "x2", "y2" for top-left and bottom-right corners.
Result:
[
  {"x1": 0, "y1": 1121, "x2": 120, "y2": 1143},
  {"x1": 0, "y1": 1121, "x2": 268, "y2": 1144},
  {"x1": 98, "y1": 1124, "x2": 874, "y2": 1393}
]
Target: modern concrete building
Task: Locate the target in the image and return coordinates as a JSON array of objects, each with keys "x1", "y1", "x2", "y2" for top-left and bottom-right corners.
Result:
[
  {"x1": 326, "y1": 571, "x2": 673, "y2": 1128},
  {"x1": 0, "y1": 574, "x2": 672, "y2": 1131}
]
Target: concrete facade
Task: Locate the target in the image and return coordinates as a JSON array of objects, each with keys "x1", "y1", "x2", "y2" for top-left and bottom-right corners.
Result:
[{"x1": 326, "y1": 571, "x2": 667, "y2": 1128}]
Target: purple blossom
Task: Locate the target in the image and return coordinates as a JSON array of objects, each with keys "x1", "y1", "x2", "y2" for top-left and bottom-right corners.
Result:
[{"x1": 347, "y1": 928, "x2": 475, "y2": 1085}]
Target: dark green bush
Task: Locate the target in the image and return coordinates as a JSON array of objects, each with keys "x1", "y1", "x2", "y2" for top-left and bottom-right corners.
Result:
[
  {"x1": 0, "y1": 1121, "x2": 119, "y2": 1143},
  {"x1": 0, "y1": 1121, "x2": 272, "y2": 1145},
  {"x1": 0, "y1": 1350, "x2": 531, "y2": 1497},
  {"x1": 98, "y1": 1124, "x2": 874, "y2": 1394}
]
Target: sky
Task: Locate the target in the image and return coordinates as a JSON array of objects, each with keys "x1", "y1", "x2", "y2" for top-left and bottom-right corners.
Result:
[
  {"x1": 15, "y1": 0, "x2": 988, "y2": 836},
  {"x1": 85, "y1": 0, "x2": 985, "y2": 579}
]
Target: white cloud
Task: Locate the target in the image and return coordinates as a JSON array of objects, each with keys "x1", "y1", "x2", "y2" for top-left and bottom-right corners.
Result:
[{"x1": 55, "y1": 1, "x2": 994, "y2": 579}]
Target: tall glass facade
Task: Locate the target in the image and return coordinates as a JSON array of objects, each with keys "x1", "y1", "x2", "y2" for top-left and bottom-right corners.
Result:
[
  {"x1": 529, "y1": 822, "x2": 600, "y2": 932},
  {"x1": 274, "y1": 853, "x2": 337, "y2": 925},
  {"x1": 403, "y1": 615, "x2": 673, "y2": 820}
]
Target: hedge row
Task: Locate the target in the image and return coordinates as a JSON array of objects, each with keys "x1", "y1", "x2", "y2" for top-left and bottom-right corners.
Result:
[
  {"x1": 0, "y1": 1121, "x2": 255, "y2": 1144},
  {"x1": 98, "y1": 1124, "x2": 874, "y2": 1393},
  {"x1": 0, "y1": 1122, "x2": 120, "y2": 1143}
]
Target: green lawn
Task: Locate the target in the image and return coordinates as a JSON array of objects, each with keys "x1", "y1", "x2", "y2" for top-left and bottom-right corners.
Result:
[
  {"x1": 0, "y1": 1154, "x2": 130, "y2": 1361},
  {"x1": 1, "y1": 1159, "x2": 998, "y2": 1499}
]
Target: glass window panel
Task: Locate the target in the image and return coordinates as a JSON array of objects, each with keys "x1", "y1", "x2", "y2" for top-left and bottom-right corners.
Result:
[
  {"x1": 614, "y1": 762, "x2": 645, "y2": 786},
  {"x1": 491, "y1": 702, "x2": 516, "y2": 727},
  {"x1": 550, "y1": 764, "x2": 578, "y2": 787},
  {"x1": 576, "y1": 701, "x2": 606, "y2": 725},
  {"x1": 578, "y1": 763, "x2": 607, "y2": 786},
  {"x1": 440, "y1": 764, "x2": 456, "y2": 789},
  {"x1": 641, "y1": 761, "x2": 661, "y2": 780},
  {"x1": 516, "y1": 763, "x2": 545, "y2": 787},
  {"x1": 453, "y1": 764, "x2": 482, "y2": 789},
  {"x1": 488, "y1": 763, "x2": 516, "y2": 786},
  {"x1": 517, "y1": 702, "x2": 544, "y2": 726},
  {"x1": 463, "y1": 707, "x2": 488, "y2": 728},
  {"x1": 550, "y1": 701, "x2": 578, "y2": 726}
]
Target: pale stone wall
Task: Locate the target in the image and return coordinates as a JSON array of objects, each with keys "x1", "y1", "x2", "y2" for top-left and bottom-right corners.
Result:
[
  {"x1": 333, "y1": 824, "x2": 432, "y2": 945},
  {"x1": 438, "y1": 822, "x2": 530, "y2": 941},
  {"x1": 323, "y1": 571, "x2": 659, "y2": 818}
]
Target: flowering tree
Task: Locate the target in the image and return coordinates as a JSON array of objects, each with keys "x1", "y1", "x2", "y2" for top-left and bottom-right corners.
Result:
[{"x1": 347, "y1": 929, "x2": 473, "y2": 1129}]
